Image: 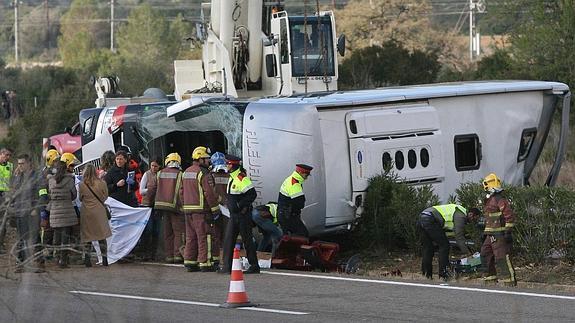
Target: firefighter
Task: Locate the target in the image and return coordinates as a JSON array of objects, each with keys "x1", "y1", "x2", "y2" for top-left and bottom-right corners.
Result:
[
  {"x1": 209, "y1": 151, "x2": 229, "y2": 269},
  {"x1": 480, "y1": 173, "x2": 516, "y2": 286},
  {"x1": 277, "y1": 164, "x2": 313, "y2": 237},
  {"x1": 0, "y1": 147, "x2": 13, "y2": 254},
  {"x1": 154, "y1": 153, "x2": 185, "y2": 263},
  {"x1": 181, "y1": 147, "x2": 220, "y2": 272},
  {"x1": 417, "y1": 204, "x2": 478, "y2": 280},
  {"x1": 38, "y1": 149, "x2": 60, "y2": 258},
  {"x1": 219, "y1": 155, "x2": 259, "y2": 274}
]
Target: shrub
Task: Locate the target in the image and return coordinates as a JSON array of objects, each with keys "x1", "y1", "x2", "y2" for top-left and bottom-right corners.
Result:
[
  {"x1": 354, "y1": 172, "x2": 439, "y2": 251},
  {"x1": 455, "y1": 183, "x2": 575, "y2": 263}
]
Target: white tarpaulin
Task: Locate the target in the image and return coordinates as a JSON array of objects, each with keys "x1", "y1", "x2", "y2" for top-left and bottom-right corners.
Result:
[{"x1": 105, "y1": 197, "x2": 152, "y2": 264}]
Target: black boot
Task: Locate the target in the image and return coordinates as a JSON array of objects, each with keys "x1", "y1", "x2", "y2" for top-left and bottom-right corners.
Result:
[{"x1": 102, "y1": 256, "x2": 108, "y2": 267}]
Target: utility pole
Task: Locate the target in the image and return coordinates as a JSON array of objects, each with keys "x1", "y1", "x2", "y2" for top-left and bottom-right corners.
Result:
[
  {"x1": 110, "y1": 0, "x2": 115, "y2": 52},
  {"x1": 45, "y1": 0, "x2": 50, "y2": 49},
  {"x1": 469, "y1": 0, "x2": 485, "y2": 61},
  {"x1": 14, "y1": 0, "x2": 19, "y2": 63}
]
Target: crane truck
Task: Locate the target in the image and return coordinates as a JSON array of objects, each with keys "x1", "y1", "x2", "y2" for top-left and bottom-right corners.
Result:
[{"x1": 174, "y1": 0, "x2": 345, "y2": 100}]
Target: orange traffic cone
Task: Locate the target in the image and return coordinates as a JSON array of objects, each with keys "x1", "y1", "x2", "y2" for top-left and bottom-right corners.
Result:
[{"x1": 220, "y1": 244, "x2": 256, "y2": 308}]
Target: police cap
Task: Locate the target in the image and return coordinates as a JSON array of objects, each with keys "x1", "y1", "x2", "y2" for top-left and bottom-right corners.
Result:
[
  {"x1": 225, "y1": 154, "x2": 241, "y2": 165},
  {"x1": 296, "y1": 164, "x2": 313, "y2": 175}
]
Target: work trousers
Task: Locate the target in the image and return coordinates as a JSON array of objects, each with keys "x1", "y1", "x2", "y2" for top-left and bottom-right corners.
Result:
[
  {"x1": 277, "y1": 205, "x2": 309, "y2": 237},
  {"x1": 417, "y1": 213, "x2": 450, "y2": 279},
  {"x1": 221, "y1": 210, "x2": 258, "y2": 272},
  {"x1": 0, "y1": 193, "x2": 7, "y2": 250},
  {"x1": 15, "y1": 216, "x2": 42, "y2": 265},
  {"x1": 140, "y1": 210, "x2": 162, "y2": 260},
  {"x1": 252, "y1": 209, "x2": 283, "y2": 254},
  {"x1": 53, "y1": 226, "x2": 73, "y2": 264},
  {"x1": 184, "y1": 213, "x2": 209, "y2": 267},
  {"x1": 161, "y1": 211, "x2": 185, "y2": 260},
  {"x1": 209, "y1": 216, "x2": 227, "y2": 262},
  {"x1": 481, "y1": 235, "x2": 516, "y2": 284}
]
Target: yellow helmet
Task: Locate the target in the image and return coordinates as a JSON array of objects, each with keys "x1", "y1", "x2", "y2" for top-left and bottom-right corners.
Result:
[
  {"x1": 164, "y1": 152, "x2": 181, "y2": 166},
  {"x1": 192, "y1": 146, "x2": 211, "y2": 160},
  {"x1": 60, "y1": 152, "x2": 79, "y2": 168},
  {"x1": 46, "y1": 149, "x2": 60, "y2": 167},
  {"x1": 483, "y1": 173, "x2": 502, "y2": 192}
]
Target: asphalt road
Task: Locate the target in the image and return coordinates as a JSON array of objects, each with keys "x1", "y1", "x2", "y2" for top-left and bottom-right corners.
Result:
[{"x1": 1, "y1": 262, "x2": 575, "y2": 322}]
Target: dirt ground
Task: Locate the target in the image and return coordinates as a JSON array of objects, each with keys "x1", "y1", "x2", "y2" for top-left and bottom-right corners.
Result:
[{"x1": 349, "y1": 249, "x2": 575, "y2": 292}]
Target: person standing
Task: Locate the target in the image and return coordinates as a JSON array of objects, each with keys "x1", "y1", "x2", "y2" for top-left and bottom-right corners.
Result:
[
  {"x1": 277, "y1": 164, "x2": 313, "y2": 237},
  {"x1": 79, "y1": 164, "x2": 111, "y2": 267},
  {"x1": 139, "y1": 157, "x2": 161, "y2": 260},
  {"x1": 480, "y1": 173, "x2": 516, "y2": 286},
  {"x1": 9, "y1": 154, "x2": 44, "y2": 273},
  {"x1": 219, "y1": 155, "x2": 259, "y2": 274},
  {"x1": 252, "y1": 202, "x2": 283, "y2": 255},
  {"x1": 155, "y1": 153, "x2": 185, "y2": 263},
  {"x1": 417, "y1": 204, "x2": 477, "y2": 280},
  {"x1": 48, "y1": 160, "x2": 78, "y2": 268},
  {"x1": 0, "y1": 147, "x2": 13, "y2": 254},
  {"x1": 104, "y1": 150, "x2": 137, "y2": 207},
  {"x1": 38, "y1": 149, "x2": 60, "y2": 261},
  {"x1": 209, "y1": 151, "x2": 229, "y2": 268},
  {"x1": 181, "y1": 147, "x2": 220, "y2": 272},
  {"x1": 98, "y1": 151, "x2": 116, "y2": 179}
]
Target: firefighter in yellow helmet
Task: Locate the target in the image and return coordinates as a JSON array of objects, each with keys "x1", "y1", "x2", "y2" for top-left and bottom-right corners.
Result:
[
  {"x1": 181, "y1": 146, "x2": 220, "y2": 272},
  {"x1": 60, "y1": 152, "x2": 79, "y2": 170},
  {"x1": 480, "y1": 173, "x2": 516, "y2": 286},
  {"x1": 155, "y1": 152, "x2": 185, "y2": 263},
  {"x1": 38, "y1": 149, "x2": 61, "y2": 258}
]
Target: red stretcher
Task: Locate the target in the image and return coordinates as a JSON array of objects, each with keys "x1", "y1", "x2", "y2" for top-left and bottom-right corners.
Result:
[{"x1": 271, "y1": 235, "x2": 360, "y2": 273}]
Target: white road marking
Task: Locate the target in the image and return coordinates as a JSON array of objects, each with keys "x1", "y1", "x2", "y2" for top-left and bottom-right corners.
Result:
[
  {"x1": 69, "y1": 290, "x2": 308, "y2": 315},
  {"x1": 263, "y1": 271, "x2": 575, "y2": 301}
]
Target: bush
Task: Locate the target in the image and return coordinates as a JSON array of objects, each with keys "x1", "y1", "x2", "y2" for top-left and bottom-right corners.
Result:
[
  {"x1": 455, "y1": 183, "x2": 575, "y2": 263},
  {"x1": 354, "y1": 172, "x2": 439, "y2": 251}
]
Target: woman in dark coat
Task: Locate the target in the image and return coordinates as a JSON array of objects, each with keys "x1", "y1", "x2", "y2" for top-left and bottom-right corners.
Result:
[
  {"x1": 48, "y1": 160, "x2": 77, "y2": 268},
  {"x1": 104, "y1": 151, "x2": 137, "y2": 207}
]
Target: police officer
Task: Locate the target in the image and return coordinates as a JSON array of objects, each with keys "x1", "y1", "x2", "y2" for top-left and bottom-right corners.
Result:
[
  {"x1": 277, "y1": 164, "x2": 313, "y2": 237},
  {"x1": 154, "y1": 153, "x2": 185, "y2": 263},
  {"x1": 181, "y1": 147, "x2": 220, "y2": 272},
  {"x1": 219, "y1": 155, "x2": 259, "y2": 274},
  {"x1": 0, "y1": 147, "x2": 13, "y2": 253},
  {"x1": 480, "y1": 173, "x2": 516, "y2": 286},
  {"x1": 417, "y1": 204, "x2": 477, "y2": 280}
]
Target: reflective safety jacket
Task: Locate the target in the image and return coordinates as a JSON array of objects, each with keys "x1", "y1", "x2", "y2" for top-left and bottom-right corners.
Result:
[
  {"x1": 0, "y1": 161, "x2": 13, "y2": 193},
  {"x1": 212, "y1": 171, "x2": 229, "y2": 205},
  {"x1": 154, "y1": 167, "x2": 182, "y2": 212},
  {"x1": 277, "y1": 171, "x2": 306, "y2": 215},
  {"x1": 181, "y1": 164, "x2": 219, "y2": 214},
  {"x1": 37, "y1": 166, "x2": 53, "y2": 212},
  {"x1": 483, "y1": 192, "x2": 515, "y2": 234},
  {"x1": 226, "y1": 168, "x2": 256, "y2": 214},
  {"x1": 431, "y1": 204, "x2": 467, "y2": 236},
  {"x1": 266, "y1": 203, "x2": 278, "y2": 224}
]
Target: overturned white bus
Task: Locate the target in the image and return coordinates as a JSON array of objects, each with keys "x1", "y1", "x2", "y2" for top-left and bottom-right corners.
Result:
[{"x1": 81, "y1": 81, "x2": 570, "y2": 236}]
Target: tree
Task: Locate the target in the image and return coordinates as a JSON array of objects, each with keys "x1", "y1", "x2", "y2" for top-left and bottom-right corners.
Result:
[
  {"x1": 20, "y1": 5, "x2": 63, "y2": 60},
  {"x1": 506, "y1": 0, "x2": 575, "y2": 89},
  {"x1": 338, "y1": 41, "x2": 440, "y2": 90},
  {"x1": 58, "y1": 0, "x2": 109, "y2": 71}
]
